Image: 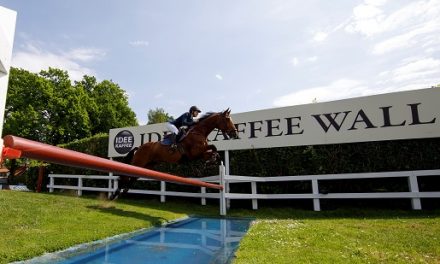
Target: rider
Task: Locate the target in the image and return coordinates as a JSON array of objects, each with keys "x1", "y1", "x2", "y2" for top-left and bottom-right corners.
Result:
[{"x1": 166, "y1": 106, "x2": 202, "y2": 149}]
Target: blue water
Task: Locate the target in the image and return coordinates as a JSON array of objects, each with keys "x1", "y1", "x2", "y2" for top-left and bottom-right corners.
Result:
[{"x1": 46, "y1": 217, "x2": 252, "y2": 264}]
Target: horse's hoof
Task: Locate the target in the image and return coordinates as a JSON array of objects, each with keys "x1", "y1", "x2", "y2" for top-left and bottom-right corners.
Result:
[
  {"x1": 109, "y1": 190, "x2": 120, "y2": 200},
  {"x1": 168, "y1": 145, "x2": 178, "y2": 153}
]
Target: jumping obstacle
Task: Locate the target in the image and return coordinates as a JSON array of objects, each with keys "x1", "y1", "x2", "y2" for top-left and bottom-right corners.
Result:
[{"x1": 1, "y1": 135, "x2": 223, "y2": 190}]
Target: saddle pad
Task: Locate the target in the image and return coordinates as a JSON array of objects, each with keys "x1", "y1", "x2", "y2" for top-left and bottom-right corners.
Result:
[{"x1": 160, "y1": 136, "x2": 173, "y2": 146}]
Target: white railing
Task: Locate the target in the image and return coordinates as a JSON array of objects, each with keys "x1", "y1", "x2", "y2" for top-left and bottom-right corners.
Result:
[
  {"x1": 223, "y1": 169, "x2": 440, "y2": 212},
  {"x1": 48, "y1": 174, "x2": 221, "y2": 203},
  {"x1": 48, "y1": 166, "x2": 440, "y2": 215},
  {"x1": 48, "y1": 174, "x2": 119, "y2": 197}
]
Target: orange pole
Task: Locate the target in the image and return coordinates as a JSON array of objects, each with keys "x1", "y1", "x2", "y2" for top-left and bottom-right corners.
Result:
[{"x1": 2, "y1": 135, "x2": 222, "y2": 190}]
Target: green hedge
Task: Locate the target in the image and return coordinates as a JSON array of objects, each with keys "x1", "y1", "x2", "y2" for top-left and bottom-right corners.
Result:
[
  {"x1": 46, "y1": 133, "x2": 109, "y2": 175},
  {"x1": 228, "y1": 138, "x2": 440, "y2": 196},
  {"x1": 229, "y1": 138, "x2": 440, "y2": 175},
  {"x1": 22, "y1": 134, "x2": 109, "y2": 191}
]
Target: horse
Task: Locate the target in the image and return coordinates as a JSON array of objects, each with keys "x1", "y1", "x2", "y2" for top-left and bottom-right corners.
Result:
[{"x1": 109, "y1": 109, "x2": 238, "y2": 200}]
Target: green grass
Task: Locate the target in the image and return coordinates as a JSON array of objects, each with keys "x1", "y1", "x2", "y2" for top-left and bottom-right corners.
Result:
[
  {"x1": 1, "y1": 191, "x2": 440, "y2": 263},
  {"x1": 0, "y1": 191, "x2": 218, "y2": 263},
  {"x1": 231, "y1": 208, "x2": 440, "y2": 264}
]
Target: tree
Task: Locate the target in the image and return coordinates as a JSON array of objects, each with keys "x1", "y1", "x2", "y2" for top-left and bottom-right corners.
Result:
[
  {"x1": 4, "y1": 67, "x2": 138, "y2": 145},
  {"x1": 147, "y1": 108, "x2": 173, "y2": 124},
  {"x1": 40, "y1": 68, "x2": 92, "y2": 145},
  {"x1": 76, "y1": 76, "x2": 138, "y2": 134},
  {"x1": 4, "y1": 68, "x2": 51, "y2": 143}
]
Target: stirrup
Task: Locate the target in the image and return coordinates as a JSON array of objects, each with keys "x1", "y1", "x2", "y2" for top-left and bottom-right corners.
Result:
[{"x1": 170, "y1": 144, "x2": 178, "y2": 151}]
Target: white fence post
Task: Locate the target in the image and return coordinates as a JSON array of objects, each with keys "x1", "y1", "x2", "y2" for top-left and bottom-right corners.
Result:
[
  {"x1": 224, "y1": 150, "x2": 231, "y2": 209},
  {"x1": 251, "y1": 182, "x2": 258, "y2": 210},
  {"x1": 408, "y1": 173, "x2": 422, "y2": 210},
  {"x1": 160, "y1": 181, "x2": 166, "y2": 203},
  {"x1": 77, "y1": 176, "x2": 82, "y2": 196},
  {"x1": 107, "y1": 177, "x2": 113, "y2": 198},
  {"x1": 49, "y1": 176, "x2": 54, "y2": 193},
  {"x1": 108, "y1": 171, "x2": 113, "y2": 199},
  {"x1": 312, "y1": 179, "x2": 321, "y2": 211},
  {"x1": 201, "y1": 187, "x2": 206, "y2": 205},
  {"x1": 114, "y1": 177, "x2": 118, "y2": 194},
  {"x1": 219, "y1": 163, "x2": 227, "y2": 216}
]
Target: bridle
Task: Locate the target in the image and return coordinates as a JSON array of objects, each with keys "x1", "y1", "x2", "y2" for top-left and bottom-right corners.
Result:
[{"x1": 219, "y1": 116, "x2": 238, "y2": 139}]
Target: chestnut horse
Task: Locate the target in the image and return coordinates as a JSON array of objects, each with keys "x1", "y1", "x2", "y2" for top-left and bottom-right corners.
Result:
[{"x1": 110, "y1": 109, "x2": 238, "y2": 200}]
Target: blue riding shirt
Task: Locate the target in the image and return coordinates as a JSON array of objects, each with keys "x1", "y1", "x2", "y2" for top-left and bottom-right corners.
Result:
[{"x1": 170, "y1": 112, "x2": 195, "y2": 129}]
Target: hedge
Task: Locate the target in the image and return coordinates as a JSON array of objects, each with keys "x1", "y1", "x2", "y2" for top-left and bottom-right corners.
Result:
[{"x1": 21, "y1": 133, "x2": 109, "y2": 191}]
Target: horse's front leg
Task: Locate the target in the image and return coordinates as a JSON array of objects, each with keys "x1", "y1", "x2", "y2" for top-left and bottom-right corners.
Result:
[
  {"x1": 202, "y1": 145, "x2": 220, "y2": 165},
  {"x1": 208, "y1": 144, "x2": 218, "y2": 152}
]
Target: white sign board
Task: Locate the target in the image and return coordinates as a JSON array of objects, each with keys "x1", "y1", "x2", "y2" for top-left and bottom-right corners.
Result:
[
  {"x1": 0, "y1": 6, "x2": 17, "y2": 155},
  {"x1": 109, "y1": 88, "x2": 439, "y2": 157}
]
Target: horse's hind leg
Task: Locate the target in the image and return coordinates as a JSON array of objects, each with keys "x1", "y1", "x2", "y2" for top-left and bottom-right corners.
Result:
[
  {"x1": 109, "y1": 176, "x2": 129, "y2": 200},
  {"x1": 130, "y1": 143, "x2": 155, "y2": 168},
  {"x1": 109, "y1": 188, "x2": 120, "y2": 200},
  {"x1": 121, "y1": 177, "x2": 137, "y2": 195},
  {"x1": 110, "y1": 146, "x2": 146, "y2": 200},
  {"x1": 110, "y1": 176, "x2": 137, "y2": 200},
  {"x1": 114, "y1": 144, "x2": 155, "y2": 198}
]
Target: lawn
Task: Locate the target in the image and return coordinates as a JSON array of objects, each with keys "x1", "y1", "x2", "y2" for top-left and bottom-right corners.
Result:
[
  {"x1": 1, "y1": 190, "x2": 439, "y2": 263},
  {"x1": 232, "y1": 209, "x2": 440, "y2": 263}
]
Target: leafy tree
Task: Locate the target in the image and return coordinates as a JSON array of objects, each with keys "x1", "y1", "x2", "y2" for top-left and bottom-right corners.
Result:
[
  {"x1": 40, "y1": 68, "x2": 92, "y2": 144},
  {"x1": 3, "y1": 67, "x2": 138, "y2": 145},
  {"x1": 147, "y1": 107, "x2": 173, "y2": 124},
  {"x1": 75, "y1": 76, "x2": 138, "y2": 134},
  {"x1": 4, "y1": 68, "x2": 50, "y2": 143}
]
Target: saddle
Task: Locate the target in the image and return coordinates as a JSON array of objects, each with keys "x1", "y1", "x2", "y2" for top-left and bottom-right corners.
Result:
[{"x1": 160, "y1": 127, "x2": 188, "y2": 146}]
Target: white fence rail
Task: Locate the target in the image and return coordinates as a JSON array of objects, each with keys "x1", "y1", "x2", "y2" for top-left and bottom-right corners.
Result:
[
  {"x1": 48, "y1": 174, "x2": 221, "y2": 204},
  {"x1": 48, "y1": 167, "x2": 440, "y2": 215}
]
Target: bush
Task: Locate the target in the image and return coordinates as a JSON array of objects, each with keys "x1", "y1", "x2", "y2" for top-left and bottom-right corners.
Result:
[{"x1": 228, "y1": 138, "x2": 440, "y2": 196}]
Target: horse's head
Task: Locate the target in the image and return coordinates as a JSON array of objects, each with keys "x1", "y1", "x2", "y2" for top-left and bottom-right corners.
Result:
[{"x1": 217, "y1": 108, "x2": 238, "y2": 139}]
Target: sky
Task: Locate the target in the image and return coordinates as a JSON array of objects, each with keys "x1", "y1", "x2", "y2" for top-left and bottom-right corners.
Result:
[{"x1": 1, "y1": 0, "x2": 439, "y2": 125}]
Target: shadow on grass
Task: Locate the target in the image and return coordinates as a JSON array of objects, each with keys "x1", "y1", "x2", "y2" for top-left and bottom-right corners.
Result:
[
  {"x1": 114, "y1": 199, "x2": 440, "y2": 221},
  {"x1": 228, "y1": 206, "x2": 440, "y2": 220},
  {"x1": 74, "y1": 193, "x2": 440, "y2": 222},
  {"x1": 87, "y1": 204, "x2": 167, "y2": 226}
]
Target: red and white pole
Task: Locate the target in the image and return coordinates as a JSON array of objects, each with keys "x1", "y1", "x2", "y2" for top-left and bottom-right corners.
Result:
[{"x1": 2, "y1": 135, "x2": 222, "y2": 190}]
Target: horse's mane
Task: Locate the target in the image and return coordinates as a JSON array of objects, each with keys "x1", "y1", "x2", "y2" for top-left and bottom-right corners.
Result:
[{"x1": 197, "y1": 112, "x2": 218, "y2": 123}]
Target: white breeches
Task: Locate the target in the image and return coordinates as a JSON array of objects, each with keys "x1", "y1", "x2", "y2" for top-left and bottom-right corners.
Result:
[{"x1": 166, "y1": 123, "x2": 179, "y2": 134}]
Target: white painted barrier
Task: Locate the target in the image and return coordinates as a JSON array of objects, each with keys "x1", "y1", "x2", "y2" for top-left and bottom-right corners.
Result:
[
  {"x1": 0, "y1": 6, "x2": 17, "y2": 155},
  {"x1": 47, "y1": 166, "x2": 440, "y2": 214},
  {"x1": 47, "y1": 174, "x2": 220, "y2": 200}
]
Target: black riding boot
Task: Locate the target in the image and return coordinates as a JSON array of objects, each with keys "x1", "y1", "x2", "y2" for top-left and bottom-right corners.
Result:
[{"x1": 170, "y1": 133, "x2": 177, "y2": 150}]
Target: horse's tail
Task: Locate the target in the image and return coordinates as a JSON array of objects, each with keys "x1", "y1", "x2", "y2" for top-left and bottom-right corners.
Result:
[
  {"x1": 122, "y1": 147, "x2": 138, "y2": 165},
  {"x1": 109, "y1": 147, "x2": 139, "y2": 201}
]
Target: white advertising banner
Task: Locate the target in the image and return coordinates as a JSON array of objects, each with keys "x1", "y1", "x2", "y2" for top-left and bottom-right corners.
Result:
[
  {"x1": 108, "y1": 88, "x2": 439, "y2": 157},
  {"x1": 0, "y1": 6, "x2": 17, "y2": 155}
]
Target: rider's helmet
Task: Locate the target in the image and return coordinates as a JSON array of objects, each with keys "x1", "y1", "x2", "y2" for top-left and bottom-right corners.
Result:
[{"x1": 189, "y1": 106, "x2": 201, "y2": 113}]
